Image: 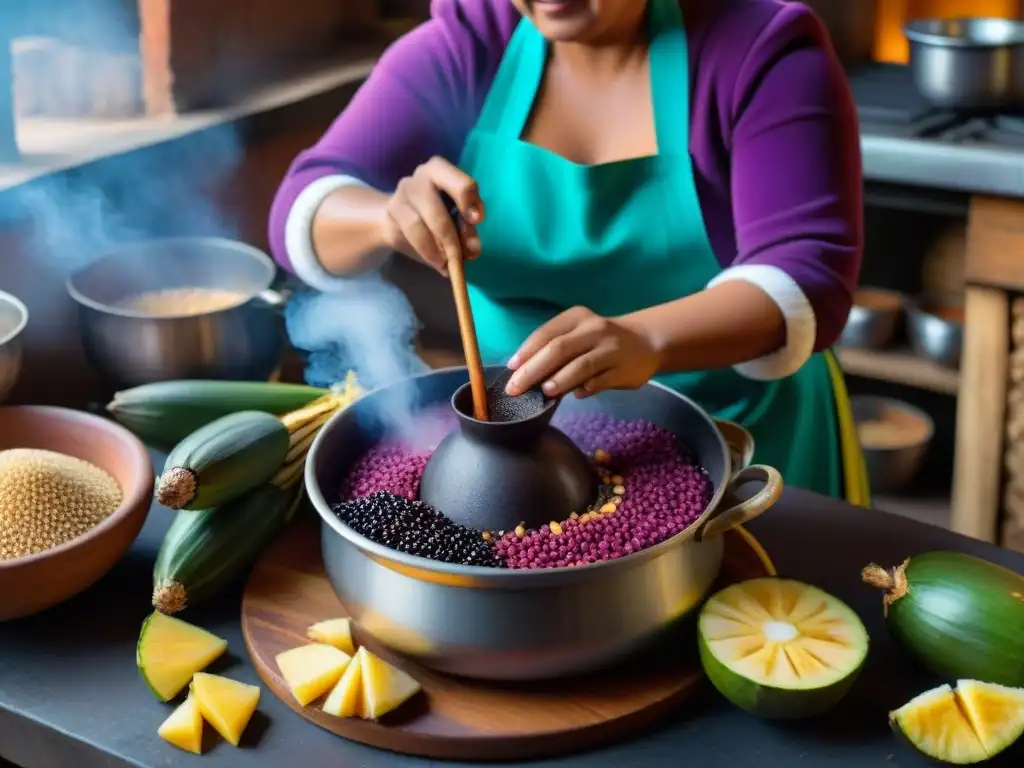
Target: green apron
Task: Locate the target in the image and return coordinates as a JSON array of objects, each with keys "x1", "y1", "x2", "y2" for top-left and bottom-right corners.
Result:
[{"x1": 458, "y1": 0, "x2": 864, "y2": 501}]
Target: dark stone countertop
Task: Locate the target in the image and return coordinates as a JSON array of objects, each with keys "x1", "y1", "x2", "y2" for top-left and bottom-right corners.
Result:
[{"x1": 2, "y1": 477, "x2": 1023, "y2": 768}]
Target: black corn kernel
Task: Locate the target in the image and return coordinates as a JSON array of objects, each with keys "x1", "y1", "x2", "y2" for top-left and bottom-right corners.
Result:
[{"x1": 330, "y1": 491, "x2": 505, "y2": 568}]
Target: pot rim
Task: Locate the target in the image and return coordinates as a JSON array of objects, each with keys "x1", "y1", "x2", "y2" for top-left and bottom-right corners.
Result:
[
  {"x1": 0, "y1": 290, "x2": 28, "y2": 348},
  {"x1": 305, "y1": 366, "x2": 738, "y2": 587},
  {"x1": 904, "y1": 18, "x2": 1024, "y2": 49},
  {"x1": 64, "y1": 236, "x2": 277, "y2": 320}
]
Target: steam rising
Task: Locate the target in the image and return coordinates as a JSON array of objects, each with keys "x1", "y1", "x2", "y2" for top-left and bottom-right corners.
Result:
[
  {"x1": 284, "y1": 276, "x2": 447, "y2": 448},
  {"x1": 6, "y1": 126, "x2": 242, "y2": 275}
]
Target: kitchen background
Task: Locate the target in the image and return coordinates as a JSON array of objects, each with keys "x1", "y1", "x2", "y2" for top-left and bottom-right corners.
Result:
[{"x1": 0, "y1": 0, "x2": 1022, "y2": 553}]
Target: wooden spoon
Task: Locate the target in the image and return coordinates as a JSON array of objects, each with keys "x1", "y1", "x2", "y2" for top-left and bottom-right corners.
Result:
[{"x1": 443, "y1": 198, "x2": 489, "y2": 421}]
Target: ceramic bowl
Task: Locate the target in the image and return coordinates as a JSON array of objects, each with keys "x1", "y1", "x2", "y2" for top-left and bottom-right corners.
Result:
[
  {"x1": 851, "y1": 395, "x2": 935, "y2": 494},
  {"x1": 0, "y1": 406, "x2": 153, "y2": 620}
]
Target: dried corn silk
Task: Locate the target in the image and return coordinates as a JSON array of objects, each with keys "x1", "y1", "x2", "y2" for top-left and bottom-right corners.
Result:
[{"x1": 0, "y1": 448, "x2": 122, "y2": 560}]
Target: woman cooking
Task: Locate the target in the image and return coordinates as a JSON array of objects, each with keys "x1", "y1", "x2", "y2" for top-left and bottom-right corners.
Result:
[{"x1": 268, "y1": 0, "x2": 869, "y2": 504}]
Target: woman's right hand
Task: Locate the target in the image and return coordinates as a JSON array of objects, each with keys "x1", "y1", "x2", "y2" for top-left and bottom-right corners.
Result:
[{"x1": 381, "y1": 156, "x2": 485, "y2": 276}]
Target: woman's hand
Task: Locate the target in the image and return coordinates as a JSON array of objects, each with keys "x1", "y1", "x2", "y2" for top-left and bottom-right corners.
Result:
[
  {"x1": 381, "y1": 156, "x2": 485, "y2": 276},
  {"x1": 504, "y1": 306, "x2": 663, "y2": 398}
]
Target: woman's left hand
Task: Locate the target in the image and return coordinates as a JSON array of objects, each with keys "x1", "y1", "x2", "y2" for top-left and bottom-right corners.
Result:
[{"x1": 504, "y1": 306, "x2": 662, "y2": 398}]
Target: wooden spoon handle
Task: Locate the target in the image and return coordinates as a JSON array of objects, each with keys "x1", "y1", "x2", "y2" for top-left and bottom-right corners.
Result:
[{"x1": 443, "y1": 197, "x2": 489, "y2": 421}]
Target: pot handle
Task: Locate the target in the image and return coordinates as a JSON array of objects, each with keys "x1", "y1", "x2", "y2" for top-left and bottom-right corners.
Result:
[
  {"x1": 713, "y1": 418, "x2": 755, "y2": 471},
  {"x1": 697, "y1": 465, "x2": 783, "y2": 542},
  {"x1": 255, "y1": 288, "x2": 292, "y2": 312}
]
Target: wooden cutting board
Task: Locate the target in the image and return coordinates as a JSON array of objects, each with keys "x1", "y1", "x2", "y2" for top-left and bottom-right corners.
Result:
[{"x1": 241, "y1": 520, "x2": 773, "y2": 761}]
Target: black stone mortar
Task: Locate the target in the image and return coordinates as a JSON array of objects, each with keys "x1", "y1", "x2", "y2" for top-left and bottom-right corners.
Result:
[{"x1": 418, "y1": 368, "x2": 597, "y2": 533}]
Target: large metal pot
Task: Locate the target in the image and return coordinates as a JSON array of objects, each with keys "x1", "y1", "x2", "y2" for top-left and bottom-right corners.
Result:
[
  {"x1": 0, "y1": 289, "x2": 28, "y2": 403},
  {"x1": 905, "y1": 18, "x2": 1024, "y2": 109},
  {"x1": 66, "y1": 237, "x2": 288, "y2": 387},
  {"x1": 306, "y1": 366, "x2": 783, "y2": 681}
]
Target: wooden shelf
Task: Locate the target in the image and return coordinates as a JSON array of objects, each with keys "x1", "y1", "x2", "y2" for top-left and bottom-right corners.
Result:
[{"x1": 837, "y1": 347, "x2": 960, "y2": 395}]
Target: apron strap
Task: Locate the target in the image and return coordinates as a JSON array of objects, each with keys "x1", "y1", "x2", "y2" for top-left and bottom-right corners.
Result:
[
  {"x1": 648, "y1": 0, "x2": 691, "y2": 157},
  {"x1": 474, "y1": 20, "x2": 546, "y2": 139}
]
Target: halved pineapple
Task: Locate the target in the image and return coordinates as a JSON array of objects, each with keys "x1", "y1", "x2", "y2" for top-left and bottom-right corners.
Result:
[
  {"x1": 190, "y1": 673, "x2": 261, "y2": 747},
  {"x1": 137, "y1": 611, "x2": 228, "y2": 701},
  {"x1": 698, "y1": 578, "x2": 869, "y2": 718},
  {"x1": 157, "y1": 693, "x2": 204, "y2": 755},
  {"x1": 307, "y1": 618, "x2": 355, "y2": 655},
  {"x1": 360, "y1": 647, "x2": 422, "y2": 720},
  {"x1": 891, "y1": 680, "x2": 1024, "y2": 764},
  {"x1": 275, "y1": 643, "x2": 351, "y2": 706},
  {"x1": 323, "y1": 646, "x2": 366, "y2": 718}
]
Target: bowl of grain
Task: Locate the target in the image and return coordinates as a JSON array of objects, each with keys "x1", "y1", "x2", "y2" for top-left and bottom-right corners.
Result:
[
  {"x1": 0, "y1": 289, "x2": 28, "y2": 403},
  {"x1": 851, "y1": 395, "x2": 934, "y2": 495},
  {"x1": 0, "y1": 405, "x2": 153, "y2": 621},
  {"x1": 66, "y1": 237, "x2": 289, "y2": 388}
]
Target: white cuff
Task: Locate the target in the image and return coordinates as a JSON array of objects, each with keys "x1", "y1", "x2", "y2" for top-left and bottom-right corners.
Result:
[
  {"x1": 284, "y1": 174, "x2": 386, "y2": 293},
  {"x1": 707, "y1": 264, "x2": 816, "y2": 381}
]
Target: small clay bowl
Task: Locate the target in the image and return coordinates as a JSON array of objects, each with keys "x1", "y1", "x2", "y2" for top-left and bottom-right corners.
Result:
[{"x1": 0, "y1": 405, "x2": 153, "y2": 621}]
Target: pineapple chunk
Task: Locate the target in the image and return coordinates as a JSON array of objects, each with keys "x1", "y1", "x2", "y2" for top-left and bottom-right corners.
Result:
[
  {"x1": 323, "y1": 647, "x2": 366, "y2": 718},
  {"x1": 137, "y1": 611, "x2": 228, "y2": 701},
  {"x1": 190, "y1": 673, "x2": 260, "y2": 747},
  {"x1": 890, "y1": 680, "x2": 1024, "y2": 764},
  {"x1": 360, "y1": 647, "x2": 422, "y2": 720},
  {"x1": 275, "y1": 643, "x2": 351, "y2": 706},
  {"x1": 956, "y1": 679, "x2": 1024, "y2": 756},
  {"x1": 891, "y1": 684, "x2": 987, "y2": 765},
  {"x1": 157, "y1": 693, "x2": 204, "y2": 755},
  {"x1": 307, "y1": 618, "x2": 355, "y2": 655}
]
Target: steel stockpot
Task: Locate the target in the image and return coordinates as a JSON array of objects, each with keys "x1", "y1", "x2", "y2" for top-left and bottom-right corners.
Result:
[
  {"x1": 66, "y1": 237, "x2": 288, "y2": 388},
  {"x1": 905, "y1": 18, "x2": 1024, "y2": 110},
  {"x1": 0, "y1": 290, "x2": 28, "y2": 403},
  {"x1": 305, "y1": 366, "x2": 783, "y2": 681}
]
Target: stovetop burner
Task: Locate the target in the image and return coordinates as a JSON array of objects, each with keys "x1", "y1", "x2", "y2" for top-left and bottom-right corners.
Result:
[{"x1": 848, "y1": 63, "x2": 1024, "y2": 147}]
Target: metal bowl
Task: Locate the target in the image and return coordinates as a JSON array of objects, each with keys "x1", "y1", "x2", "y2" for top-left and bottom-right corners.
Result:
[
  {"x1": 839, "y1": 287, "x2": 903, "y2": 350},
  {"x1": 851, "y1": 395, "x2": 934, "y2": 495},
  {"x1": 0, "y1": 290, "x2": 28, "y2": 404},
  {"x1": 906, "y1": 293, "x2": 964, "y2": 370},
  {"x1": 66, "y1": 237, "x2": 289, "y2": 388},
  {"x1": 306, "y1": 366, "x2": 783, "y2": 681}
]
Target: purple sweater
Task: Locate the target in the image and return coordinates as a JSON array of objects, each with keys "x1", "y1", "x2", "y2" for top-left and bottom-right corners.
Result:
[{"x1": 268, "y1": 0, "x2": 863, "y2": 352}]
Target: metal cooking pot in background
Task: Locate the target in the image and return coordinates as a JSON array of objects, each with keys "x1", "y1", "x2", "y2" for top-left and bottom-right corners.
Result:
[
  {"x1": 0, "y1": 290, "x2": 28, "y2": 403},
  {"x1": 306, "y1": 366, "x2": 783, "y2": 681},
  {"x1": 905, "y1": 18, "x2": 1024, "y2": 110},
  {"x1": 66, "y1": 237, "x2": 289, "y2": 388}
]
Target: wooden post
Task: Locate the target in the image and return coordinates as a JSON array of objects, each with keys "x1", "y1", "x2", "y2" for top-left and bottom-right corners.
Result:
[
  {"x1": 951, "y1": 194, "x2": 1024, "y2": 544},
  {"x1": 951, "y1": 286, "x2": 1009, "y2": 542}
]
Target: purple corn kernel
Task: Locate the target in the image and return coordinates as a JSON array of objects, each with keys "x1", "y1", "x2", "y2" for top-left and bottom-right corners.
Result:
[{"x1": 337, "y1": 411, "x2": 713, "y2": 570}]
